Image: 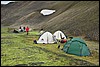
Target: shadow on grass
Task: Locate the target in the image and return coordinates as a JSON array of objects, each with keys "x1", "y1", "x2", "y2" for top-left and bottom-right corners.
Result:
[
  {"x1": 1, "y1": 36, "x2": 17, "y2": 39},
  {"x1": 15, "y1": 46, "x2": 96, "y2": 66},
  {"x1": 15, "y1": 62, "x2": 45, "y2": 66},
  {"x1": 14, "y1": 64, "x2": 28, "y2": 66}
]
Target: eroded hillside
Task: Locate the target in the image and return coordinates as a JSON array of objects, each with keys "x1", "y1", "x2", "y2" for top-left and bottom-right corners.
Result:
[{"x1": 1, "y1": 1, "x2": 99, "y2": 41}]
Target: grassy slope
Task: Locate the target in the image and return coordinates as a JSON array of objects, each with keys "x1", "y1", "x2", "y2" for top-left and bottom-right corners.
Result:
[
  {"x1": 1, "y1": 1, "x2": 99, "y2": 41},
  {"x1": 1, "y1": 28, "x2": 99, "y2": 66}
]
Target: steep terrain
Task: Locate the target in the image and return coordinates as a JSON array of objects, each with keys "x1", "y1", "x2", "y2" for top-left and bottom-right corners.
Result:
[{"x1": 1, "y1": 1, "x2": 99, "y2": 41}]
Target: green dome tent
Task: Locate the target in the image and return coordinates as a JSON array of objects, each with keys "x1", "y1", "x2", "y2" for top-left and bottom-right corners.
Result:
[{"x1": 63, "y1": 38, "x2": 91, "y2": 56}]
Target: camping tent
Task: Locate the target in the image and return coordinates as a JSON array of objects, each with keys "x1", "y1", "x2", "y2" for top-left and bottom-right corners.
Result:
[
  {"x1": 53, "y1": 30, "x2": 67, "y2": 40},
  {"x1": 63, "y1": 38, "x2": 90, "y2": 56},
  {"x1": 37, "y1": 32, "x2": 55, "y2": 44}
]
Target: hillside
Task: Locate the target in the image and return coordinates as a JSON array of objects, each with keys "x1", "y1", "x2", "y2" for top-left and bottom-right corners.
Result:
[
  {"x1": 1, "y1": 1, "x2": 99, "y2": 41},
  {"x1": 1, "y1": 28, "x2": 99, "y2": 66}
]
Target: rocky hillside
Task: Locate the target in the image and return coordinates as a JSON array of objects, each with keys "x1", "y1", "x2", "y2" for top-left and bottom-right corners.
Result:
[{"x1": 1, "y1": 1, "x2": 99, "y2": 41}]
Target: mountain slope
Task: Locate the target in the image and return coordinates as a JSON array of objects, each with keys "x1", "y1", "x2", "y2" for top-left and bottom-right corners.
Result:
[{"x1": 1, "y1": 1, "x2": 99, "y2": 41}]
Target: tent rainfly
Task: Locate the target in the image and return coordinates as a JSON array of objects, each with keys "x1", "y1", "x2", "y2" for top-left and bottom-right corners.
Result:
[{"x1": 63, "y1": 38, "x2": 91, "y2": 56}]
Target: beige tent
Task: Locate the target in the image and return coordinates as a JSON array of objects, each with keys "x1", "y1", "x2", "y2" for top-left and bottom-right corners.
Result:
[{"x1": 37, "y1": 32, "x2": 55, "y2": 44}]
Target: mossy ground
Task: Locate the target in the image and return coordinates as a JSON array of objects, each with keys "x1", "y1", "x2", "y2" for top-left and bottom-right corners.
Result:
[{"x1": 1, "y1": 28, "x2": 99, "y2": 66}]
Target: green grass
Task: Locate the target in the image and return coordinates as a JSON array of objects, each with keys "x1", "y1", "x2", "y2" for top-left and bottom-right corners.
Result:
[{"x1": 1, "y1": 28, "x2": 99, "y2": 66}]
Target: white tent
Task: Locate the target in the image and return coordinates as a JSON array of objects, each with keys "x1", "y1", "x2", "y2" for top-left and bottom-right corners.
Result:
[
  {"x1": 53, "y1": 30, "x2": 66, "y2": 40},
  {"x1": 37, "y1": 32, "x2": 55, "y2": 44}
]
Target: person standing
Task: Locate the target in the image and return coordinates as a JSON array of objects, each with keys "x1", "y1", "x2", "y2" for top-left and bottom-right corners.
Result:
[
  {"x1": 39, "y1": 29, "x2": 45, "y2": 36},
  {"x1": 26, "y1": 26, "x2": 29, "y2": 35},
  {"x1": 19, "y1": 26, "x2": 22, "y2": 32},
  {"x1": 23, "y1": 26, "x2": 26, "y2": 32}
]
